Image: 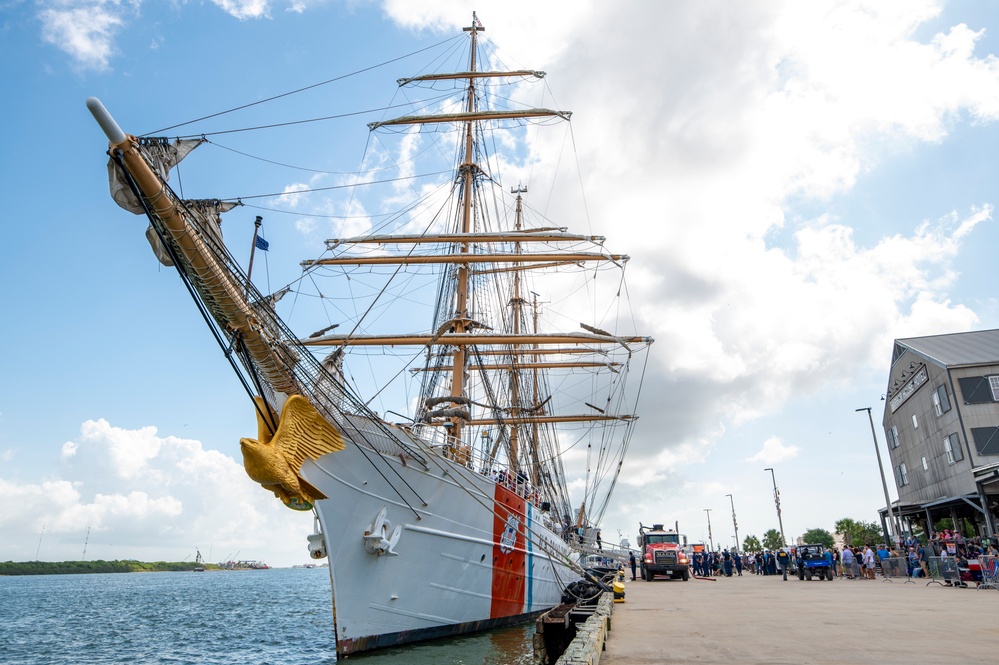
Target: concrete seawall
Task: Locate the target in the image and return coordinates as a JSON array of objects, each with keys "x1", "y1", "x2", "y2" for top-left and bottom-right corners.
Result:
[{"x1": 549, "y1": 592, "x2": 614, "y2": 665}]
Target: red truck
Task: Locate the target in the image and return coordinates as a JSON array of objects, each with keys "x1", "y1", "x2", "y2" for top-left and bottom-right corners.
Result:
[{"x1": 637, "y1": 523, "x2": 690, "y2": 581}]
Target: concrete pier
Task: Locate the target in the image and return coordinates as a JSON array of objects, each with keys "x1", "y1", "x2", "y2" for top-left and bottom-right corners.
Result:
[{"x1": 601, "y1": 571, "x2": 999, "y2": 664}]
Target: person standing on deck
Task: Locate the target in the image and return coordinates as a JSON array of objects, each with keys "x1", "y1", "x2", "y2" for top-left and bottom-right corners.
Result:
[{"x1": 629, "y1": 551, "x2": 637, "y2": 581}]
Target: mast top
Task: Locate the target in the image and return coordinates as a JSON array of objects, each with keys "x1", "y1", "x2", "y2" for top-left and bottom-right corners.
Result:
[{"x1": 463, "y1": 12, "x2": 485, "y2": 33}]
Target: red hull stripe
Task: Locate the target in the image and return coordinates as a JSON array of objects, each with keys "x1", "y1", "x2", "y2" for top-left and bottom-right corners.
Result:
[{"x1": 490, "y1": 484, "x2": 527, "y2": 618}]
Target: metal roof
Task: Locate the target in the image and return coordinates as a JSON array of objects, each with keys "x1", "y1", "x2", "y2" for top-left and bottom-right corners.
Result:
[{"x1": 896, "y1": 329, "x2": 999, "y2": 368}]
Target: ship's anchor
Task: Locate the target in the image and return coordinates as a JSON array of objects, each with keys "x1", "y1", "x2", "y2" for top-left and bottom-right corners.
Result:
[{"x1": 363, "y1": 507, "x2": 402, "y2": 556}]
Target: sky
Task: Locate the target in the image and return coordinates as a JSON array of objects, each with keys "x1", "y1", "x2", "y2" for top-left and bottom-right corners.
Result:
[{"x1": 4, "y1": 0, "x2": 999, "y2": 566}]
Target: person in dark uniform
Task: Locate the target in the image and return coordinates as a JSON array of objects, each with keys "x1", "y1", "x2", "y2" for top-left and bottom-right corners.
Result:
[
  {"x1": 734, "y1": 550, "x2": 743, "y2": 576},
  {"x1": 629, "y1": 551, "x2": 637, "y2": 581},
  {"x1": 777, "y1": 548, "x2": 791, "y2": 580}
]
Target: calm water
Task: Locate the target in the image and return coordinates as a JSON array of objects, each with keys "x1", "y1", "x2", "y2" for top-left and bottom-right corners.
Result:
[{"x1": 0, "y1": 568, "x2": 532, "y2": 665}]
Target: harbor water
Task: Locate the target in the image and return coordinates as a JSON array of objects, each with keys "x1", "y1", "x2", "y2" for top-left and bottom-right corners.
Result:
[{"x1": 0, "y1": 567, "x2": 533, "y2": 665}]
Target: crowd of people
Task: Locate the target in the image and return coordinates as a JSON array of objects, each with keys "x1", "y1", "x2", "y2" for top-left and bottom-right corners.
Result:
[
  {"x1": 687, "y1": 549, "x2": 790, "y2": 577},
  {"x1": 668, "y1": 532, "x2": 999, "y2": 586}
]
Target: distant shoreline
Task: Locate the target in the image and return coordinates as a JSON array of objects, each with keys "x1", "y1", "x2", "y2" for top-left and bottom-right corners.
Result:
[{"x1": 0, "y1": 560, "x2": 221, "y2": 576}]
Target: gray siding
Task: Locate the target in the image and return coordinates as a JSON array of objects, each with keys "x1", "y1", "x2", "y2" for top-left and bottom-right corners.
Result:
[{"x1": 883, "y1": 352, "x2": 976, "y2": 504}]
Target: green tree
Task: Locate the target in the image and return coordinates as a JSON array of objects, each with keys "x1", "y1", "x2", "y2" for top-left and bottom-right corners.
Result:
[
  {"x1": 762, "y1": 528, "x2": 784, "y2": 550},
  {"x1": 835, "y1": 518, "x2": 883, "y2": 546},
  {"x1": 801, "y1": 528, "x2": 834, "y2": 548},
  {"x1": 934, "y1": 517, "x2": 972, "y2": 537},
  {"x1": 742, "y1": 535, "x2": 762, "y2": 553}
]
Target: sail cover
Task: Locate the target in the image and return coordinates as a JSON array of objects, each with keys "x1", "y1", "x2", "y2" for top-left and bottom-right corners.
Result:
[
  {"x1": 108, "y1": 138, "x2": 205, "y2": 214},
  {"x1": 145, "y1": 199, "x2": 238, "y2": 267}
]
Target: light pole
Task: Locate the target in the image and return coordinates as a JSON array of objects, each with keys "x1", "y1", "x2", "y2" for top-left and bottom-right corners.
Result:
[
  {"x1": 704, "y1": 509, "x2": 714, "y2": 552},
  {"x1": 764, "y1": 468, "x2": 786, "y2": 547},
  {"x1": 726, "y1": 493, "x2": 740, "y2": 551},
  {"x1": 857, "y1": 406, "x2": 899, "y2": 546}
]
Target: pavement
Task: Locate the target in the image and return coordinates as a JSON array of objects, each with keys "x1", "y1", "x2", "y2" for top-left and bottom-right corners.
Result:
[{"x1": 601, "y1": 570, "x2": 999, "y2": 664}]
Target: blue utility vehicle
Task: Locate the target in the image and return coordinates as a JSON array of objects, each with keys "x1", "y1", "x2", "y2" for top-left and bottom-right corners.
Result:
[{"x1": 795, "y1": 544, "x2": 832, "y2": 581}]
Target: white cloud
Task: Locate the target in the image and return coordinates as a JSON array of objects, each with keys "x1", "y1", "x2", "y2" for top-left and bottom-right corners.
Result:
[
  {"x1": 0, "y1": 420, "x2": 312, "y2": 565},
  {"x1": 374, "y1": 3, "x2": 997, "y2": 437},
  {"x1": 38, "y1": 1, "x2": 129, "y2": 71},
  {"x1": 36, "y1": 0, "x2": 281, "y2": 69},
  {"x1": 211, "y1": 0, "x2": 271, "y2": 20},
  {"x1": 747, "y1": 436, "x2": 801, "y2": 464}
]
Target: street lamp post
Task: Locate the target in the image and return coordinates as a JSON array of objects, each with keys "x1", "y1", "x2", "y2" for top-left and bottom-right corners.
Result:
[
  {"x1": 764, "y1": 468, "x2": 786, "y2": 547},
  {"x1": 726, "y1": 493, "x2": 740, "y2": 551},
  {"x1": 856, "y1": 406, "x2": 899, "y2": 547},
  {"x1": 704, "y1": 509, "x2": 714, "y2": 553}
]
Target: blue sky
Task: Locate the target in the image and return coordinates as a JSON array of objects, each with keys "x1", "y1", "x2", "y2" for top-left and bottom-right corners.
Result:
[{"x1": 4, "y1": 0, "x2": 999, "y2": 565}]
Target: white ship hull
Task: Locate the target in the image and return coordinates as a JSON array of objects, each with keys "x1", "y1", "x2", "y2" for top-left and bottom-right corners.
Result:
[{"x1": 300, "y1": 418, "x2": 578, "y2": 655}]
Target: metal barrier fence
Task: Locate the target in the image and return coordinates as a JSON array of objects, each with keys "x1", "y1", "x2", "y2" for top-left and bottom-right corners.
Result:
[
  {"x1": 839, "y1": 560, "x2": 863, "y2": 579},
  {"x1": 924, "y1": 556, "x2": 965, "y2": 587},
  {"x1": 800, "y1": 554, "x2": 999, "y2": 589},
  {"x1": 978, "y1": 555, "x2": 999, "y2": 590},
  {"x1": 879, "y1": 557, "x2": 915, "y2": 583}
]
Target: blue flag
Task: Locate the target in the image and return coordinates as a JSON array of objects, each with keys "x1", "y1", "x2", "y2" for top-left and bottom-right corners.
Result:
[{"x1": 255, "y1": 235, "x2": 269, "y2": 251}]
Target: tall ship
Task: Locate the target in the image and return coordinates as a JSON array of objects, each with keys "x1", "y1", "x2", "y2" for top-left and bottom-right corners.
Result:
[{"x1": 87, "y1": 14, "x2": 652, "y2": 656}]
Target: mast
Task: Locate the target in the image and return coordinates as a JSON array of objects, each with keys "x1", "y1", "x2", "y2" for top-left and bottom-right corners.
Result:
[
  {"x1": 314, "y1": 13, "x2": 652, "y2": 518},
  {"x1": 531, "y1": 292, "x2": 542, "y2": 486},
  {"x1": 508, "y1": 184, "x2": 527, "y2": 475},
  {"x1": 448, "y1": 12, "x2": 485, "y2": 451}
]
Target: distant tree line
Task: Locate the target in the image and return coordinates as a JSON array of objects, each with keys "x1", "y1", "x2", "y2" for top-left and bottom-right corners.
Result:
[
  {"x1": 742, "y1": 516, "x2": 895, "y2": 551},
  {"x1": 0, "y1": 560, "x2": 215, "y2": 576}
]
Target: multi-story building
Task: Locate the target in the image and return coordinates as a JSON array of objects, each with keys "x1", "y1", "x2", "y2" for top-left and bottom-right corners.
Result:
[{"x1": 881, "y1": 329, "x2": 999, "y2": 539}]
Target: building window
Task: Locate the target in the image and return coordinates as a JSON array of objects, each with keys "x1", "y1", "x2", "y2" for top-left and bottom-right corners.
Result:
[
  {"x1": 921, "y1": 456, "x2": 928, "y2": 470},
  {"x1": 991, "y1": 376, "x2": 999, "y2": 401},
  {"x1": 912, "y1": 414, "x2": 918, "y2": 429},
  {"x1": 886, "y1": 425, "x2": 900, "y2": 449},
  {"x1": 972, "y1": 427, "x2": 999, "y2": 456},
  {"x1": 944, "y1": 434, "x2": 963, "y2": 464},
  {"x1": 958, "y1": 376, "x2": 996, "y2": 404},
  {"x1": 933, "y1": 385, "x2": 951, "y2": 416},
  {"x1": 897, "y1": 463, "x2": 909, "y2": 486}
]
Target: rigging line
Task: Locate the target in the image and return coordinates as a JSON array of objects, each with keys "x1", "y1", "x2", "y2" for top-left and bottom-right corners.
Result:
[
  {"x1": 122, "y1": 157, "x2": 431, "y2": 515},
  {"x1": 220, "y1": 169, "x2": 453, "y2": 201},
  {"x1": 592, "y1": 356, "x2": 648, "y2": 522},
  {"x1": 112, "y1": 152, "x2": 278, "y2": 434},
  {"x1": 145, "y1": 34, "x2": 465, "y2": 135},
  {"x1": 209, "y1": 138, "x2": 432, "y2": 176},
  {"x1": 177, "y1": 95, "x2": 460, "y2": 139},
  {"x1": 400, "y1": 439, "x2": 585, "y2": 577},
  {"x1": 328, "y1": 426, "x2": 426, "y2": 520},
  {"x1": 346, "y1": 185, "x2": 453, "y2": 341},
  {"x1": 239, "y1": 201, "x2": 404, "y2": 220},
  {"x1": 567, "y1": 123, "x2": 594, "y2": 236},
  {"x1": 358, "y1": 133, "x2": 456, "y2": 238},
  {"x1": 167, "y1": 93, "x2": 457, "y2": 140},
  {"x1": 354, "y1": 202, "x2": 457, "y2": 411},
  {"x1": 222, "y1": 175, "x2": 445, "y2": 337}
]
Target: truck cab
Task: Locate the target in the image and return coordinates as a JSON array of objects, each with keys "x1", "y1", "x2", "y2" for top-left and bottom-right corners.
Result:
[{"x1": 637, "y1": 523, "x2": 690, "y2": 581}]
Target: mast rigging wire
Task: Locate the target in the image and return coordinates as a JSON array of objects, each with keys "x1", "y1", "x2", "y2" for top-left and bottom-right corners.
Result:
[{"x1": 146, "y1": 35, "x2": 465, "y2": 135}]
